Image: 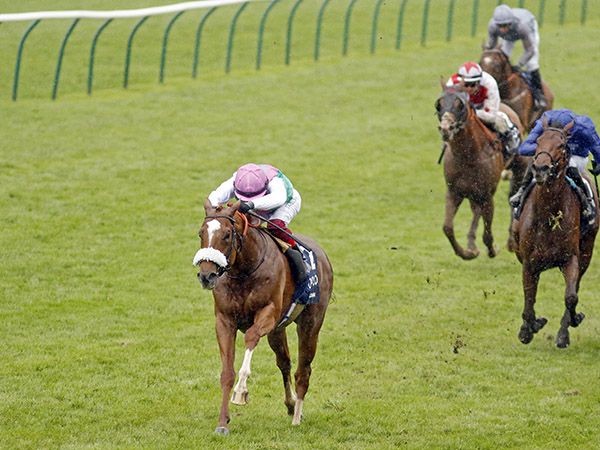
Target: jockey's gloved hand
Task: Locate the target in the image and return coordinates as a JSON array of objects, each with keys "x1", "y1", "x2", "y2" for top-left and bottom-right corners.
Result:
[
  {"x1": 591, "y1": 161, "x2": 600, "y2": 176},
  {"x1": 239, "y1": 201, "x2": 254, "y2": 214}
]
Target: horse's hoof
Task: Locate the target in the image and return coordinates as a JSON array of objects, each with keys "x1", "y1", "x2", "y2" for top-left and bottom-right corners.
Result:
[
  {"x1": 518, "y1": 326, "x2": 533, "y2": 344},
  {"x1": 231, "y1": 390, "x2": 248, "y2": 405},
  {"x1": 215, "y1": 426, "x2": 230, "y2": 436},
  {"x1": 556, "y1": 332, "x2": 570, "y2": 349},
  {"x1": 532, "y1": 317, "x2": 548, "y2": 332},
  {"x1": 461, "y1": 249, "x2": 479, "y2": 260},
  {"x1": 571, "y1": 312, "x2": 585, "y2": 327},
  {"x1": 488, "y1": 245, "x2": 499, "y2": 258}
]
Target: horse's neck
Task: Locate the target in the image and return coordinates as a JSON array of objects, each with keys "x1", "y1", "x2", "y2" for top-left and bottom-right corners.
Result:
[
  {"x1": 451, "y1": 110, "x2": 494, "y2": 155},
  {"x1": 530, "y1": 178, "x2": 571, "y2": 220},
  {"x1": 231, "y1": 228, "x2": 268, "y2": 276}
]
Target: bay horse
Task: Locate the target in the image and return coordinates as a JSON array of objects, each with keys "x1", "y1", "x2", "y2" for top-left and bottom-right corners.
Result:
[
  {"x1": 480, "y1": 48, "x2": 554, "y2": 131},
  {"x1": 512, "y1": 120, "x2": 599, "y2": 348},
  {"x1": 435, "y1": 86, "x2": 525, "y2": 259},
  {"x1": 193, "y1": 199, "x2": 333, "y2": 434}
]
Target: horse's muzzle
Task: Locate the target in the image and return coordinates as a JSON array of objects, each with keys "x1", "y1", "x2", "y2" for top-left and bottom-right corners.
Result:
[
  {"x1": 533, "y1": 166, "x2": 550, "y2": 184},
  {"x1": 197, "y1": 271, "x2": 218, "y2": 290}
]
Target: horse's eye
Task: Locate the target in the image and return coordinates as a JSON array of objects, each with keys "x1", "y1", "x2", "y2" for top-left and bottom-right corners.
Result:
[{"x1": 223, "y1": 231, "x2": 231, "y2": 241}]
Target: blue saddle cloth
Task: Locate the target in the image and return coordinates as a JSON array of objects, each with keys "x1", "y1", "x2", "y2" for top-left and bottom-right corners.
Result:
[{"x1": 291, "y1": 244, "x2": 320, "y2": 305}]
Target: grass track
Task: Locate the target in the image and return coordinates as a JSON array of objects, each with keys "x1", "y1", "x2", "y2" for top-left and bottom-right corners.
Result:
[{"x1": 2, "y1": 2, "x2": 600, "y2": 449}]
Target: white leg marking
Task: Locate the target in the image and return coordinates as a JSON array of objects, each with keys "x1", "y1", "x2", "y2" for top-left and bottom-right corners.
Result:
[
  {"x1": 292, "y1": 399, "x2": 304, "y2": 425},
  {"x1": 206, "y1": 219, "x2": 221, "y2": 247},
  {"x1": 231, "y1": 348, "x2": 254, "y2": 404}
]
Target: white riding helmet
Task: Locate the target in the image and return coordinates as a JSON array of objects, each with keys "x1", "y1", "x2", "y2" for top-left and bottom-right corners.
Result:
[
  {"x1": 457, "y1": 62, "x2": 483, "y2": 83},
  {"x1": 493, "y1": 4, "x2": 515, "y2": 26}
]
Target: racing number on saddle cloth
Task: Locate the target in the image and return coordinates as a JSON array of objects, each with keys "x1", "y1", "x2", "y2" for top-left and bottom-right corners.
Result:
[{"x1": 294, "y1": 244, "x2": 320, "y2": 305}]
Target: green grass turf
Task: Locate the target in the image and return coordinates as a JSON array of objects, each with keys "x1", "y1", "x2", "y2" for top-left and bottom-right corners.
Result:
[{"x1": 2, "y1": 1, "x2": 600, "y2": 448}]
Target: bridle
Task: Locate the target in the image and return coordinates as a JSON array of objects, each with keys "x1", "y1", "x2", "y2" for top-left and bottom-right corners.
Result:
[
  {"x1": 533, "y1": 127, "x2": 569, "y2": 180},
  {"x1": 198, "y1": 212, "x2": 267, "y2": 278},
  {"x1": 436, "y1": 90, "x2": 469, "y2": 136},
  {"x1": 200, "y1": 214, "x2": 242, "y2": 276}
]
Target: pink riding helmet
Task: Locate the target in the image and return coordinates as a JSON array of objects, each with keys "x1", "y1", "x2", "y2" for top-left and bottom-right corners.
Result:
[{"x1": 233, "y1": 163, "x2": 269, "y2": 201}]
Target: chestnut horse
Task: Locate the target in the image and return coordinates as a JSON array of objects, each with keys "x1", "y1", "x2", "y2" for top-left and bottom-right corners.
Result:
[
  {"x1": 435, "y1": 87, "x2": 525, "y2": 258},
  {"x1": 512, "y1": 120, "x2": 598, "y2": 348},
  {"x1": 480, "y1": 48, "x2": 554, "y2": 131},
  {"x1": 193, "y1": 200, "x2": 333, "y2": 434}
]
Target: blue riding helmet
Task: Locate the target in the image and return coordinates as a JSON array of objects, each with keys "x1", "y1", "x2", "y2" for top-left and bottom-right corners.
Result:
[{"x1": 545, "y1": 109, "x2": 576, "y2": 129}]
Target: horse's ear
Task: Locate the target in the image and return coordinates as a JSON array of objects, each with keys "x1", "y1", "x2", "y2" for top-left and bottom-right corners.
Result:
[
  {"x1": 439, "y1": 76, "x2": 446, "y2": 90},
  {"x1": 542, "y1": 116, "x2": 549, "y2": 129},
  {"x1": 564, "y1": 120, "x2": 575, "y2": 135},
  {"x1": 204, "y1": 197, "x2": 214, "y2": 213}
]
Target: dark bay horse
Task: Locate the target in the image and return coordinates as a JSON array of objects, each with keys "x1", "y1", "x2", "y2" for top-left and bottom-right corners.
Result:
[
  {"x1": 480, "y1": 48, "x2": 554, "y2": 131},
  {"x1": 512, "y1": 120, "x2": 598, "y2": 348},
  {"x1": 435, "y1": 87, "x2": 524, "y2": 258},
  {"x1": 193, "y1": 199, "x2": 333, "y2": 434}
]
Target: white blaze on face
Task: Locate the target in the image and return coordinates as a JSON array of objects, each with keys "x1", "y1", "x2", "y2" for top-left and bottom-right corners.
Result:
[{"x1": 206, "y1": 219, "x2": 221, "y2": 247}]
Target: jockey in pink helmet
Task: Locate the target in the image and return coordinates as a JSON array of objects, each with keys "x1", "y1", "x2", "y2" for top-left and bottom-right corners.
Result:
[
  {"x1": 208, "y1": 163, "x2": 306, "y2": 283},
  {"x1": 447, "y1": 61, "x2": 520, "y2": 155}
]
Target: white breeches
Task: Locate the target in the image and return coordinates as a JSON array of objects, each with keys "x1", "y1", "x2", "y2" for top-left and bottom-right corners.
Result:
[
  {"x1": 569, "y1": 155, "x2": 589, "y2": 173},
  {"x1": 269, "y1": 189, "x2": 301, "y2": 225}
]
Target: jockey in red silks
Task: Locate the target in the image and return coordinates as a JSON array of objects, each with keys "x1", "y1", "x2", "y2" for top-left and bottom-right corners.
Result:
[
  {"x1": 208, "y1": 163, "x2": 306, "y2": 283},
  {"x1": 447, "y1": 61, "x2": 521, "y2": 156}
]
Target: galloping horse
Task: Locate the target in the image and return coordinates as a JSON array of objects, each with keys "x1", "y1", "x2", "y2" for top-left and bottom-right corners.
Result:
[
  {"x1": 512, "y1": 120, "x2": 599, "y2": 348},
  {"x1": 194, "y1": 199, "x2": 333, "y2": 434},
  {"x1": 435, "y1": 86, "x2": 525, "y2": 258},
  {"x1": 480, "y1": 48, "x2": 554, "y2": 131}
]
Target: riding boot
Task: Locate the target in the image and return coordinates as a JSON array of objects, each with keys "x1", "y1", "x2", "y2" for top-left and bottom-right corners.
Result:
[
  {"x1": 509, "y1": 165, "x2": 534, "y2": 208},
  {"x1": 501, "y1": 125, "x2": 521, "y2": 156},
  {"x1": 284, "y1": 246, "x2": 307, "y2": 284},
  {"x1": 566, "y1": 166, "x2": 595, "y2": 219},
  {"x1": 529, "y1": 69, "x2": 548, "y2": 110}
]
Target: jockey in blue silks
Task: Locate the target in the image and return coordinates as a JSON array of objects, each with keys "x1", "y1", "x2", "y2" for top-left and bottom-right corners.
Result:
[{"x1": 510, "y1": 109, "x2": 600, "y2": 219}]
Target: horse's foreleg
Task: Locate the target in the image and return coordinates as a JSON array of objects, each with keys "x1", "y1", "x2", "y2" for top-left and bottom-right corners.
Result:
[
  {"x1": 480, "y1": 199, "x2": 498, "y2": 258},
  {"x1": 267, "y1": 328, "x2": 296, "y2": 415},
  {"x1": 443, "y1": 190, "x2": 477, "y2": 259},
  {"x1": 557, "y1": 256, "x2": 585, "y2": 348},
  {"x1": 231, "y1": 303, "x2": 277, "y2": 406},
  {"x1": 467, "y1": 201, "x2": 481, "y2": 255},
  {"x1": 215, "y1": 314, "x2": 236, "y2": 435},
  {"x1": 519, "y1": 266, "x2": 546, "y2": 344}
]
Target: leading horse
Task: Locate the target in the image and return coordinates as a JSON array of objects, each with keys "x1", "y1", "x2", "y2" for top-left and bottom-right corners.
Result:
[
  {"x1": 435, "y1": 86, "x2": 525, "y2": 259},
  {"x1": 512, "y1": 120, "x2": 599, "y2": 348},
  {"x1": 480, "y1": 48, "x2": 554, "y2": 131},
  {"x1": 193, "y1": 199, "x2": 333, "y2": 434}
]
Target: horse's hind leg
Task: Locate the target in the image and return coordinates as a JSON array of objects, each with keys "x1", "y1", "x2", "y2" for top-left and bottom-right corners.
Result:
[
  {"x1": 267, "y1": 328, "x2": 296, "y2": 415},
  {"x1": 293, "y1": 306, "x2": 326, "y2": 425},
  {"x1": 557, "y1": 256, "x2": 585, "y2": 348},
  {"x1": 480, "y1": 199, "x2": 498, "y2": 257},
  {"x1": 443, "y1": 190, "x2": 478, "y2": 260},
  {"x1": 518, "y1": 265, "x2": 547, "y2": 344}
]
